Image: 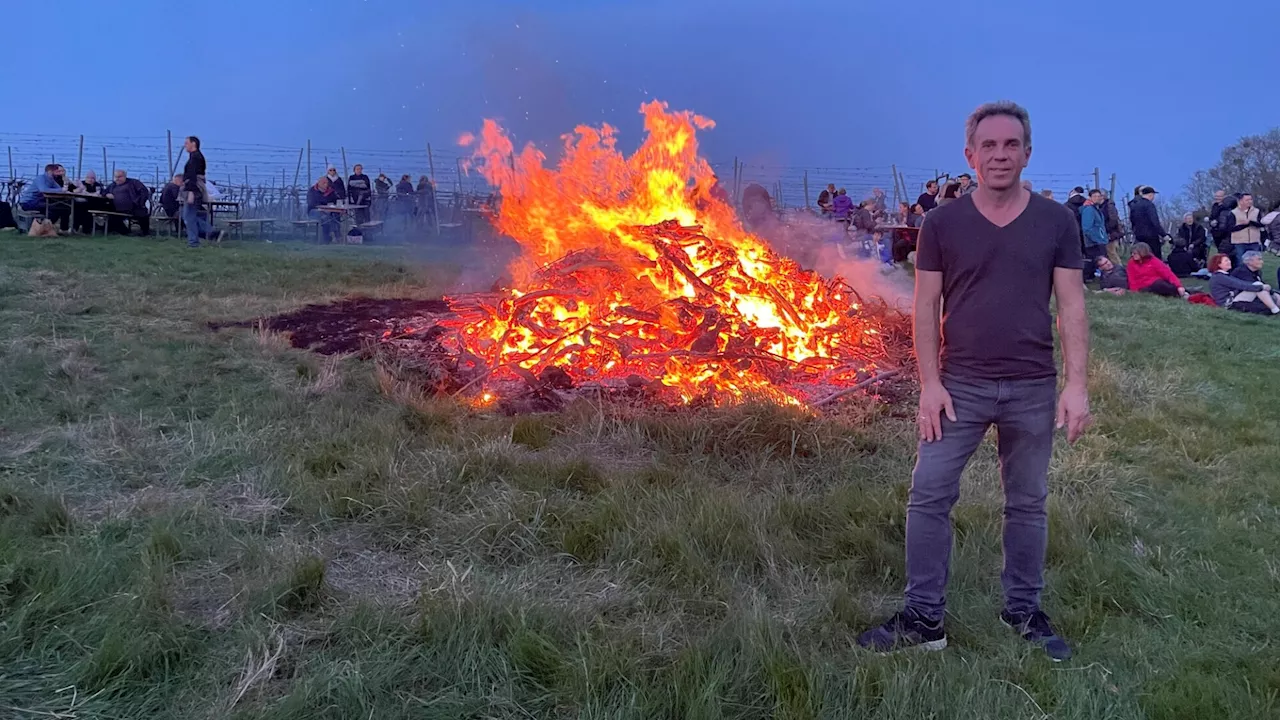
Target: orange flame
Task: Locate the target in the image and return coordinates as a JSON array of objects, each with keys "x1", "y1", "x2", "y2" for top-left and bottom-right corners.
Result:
[{"x1": 447, "y1": 100, "x2": 882, "y2": 404}]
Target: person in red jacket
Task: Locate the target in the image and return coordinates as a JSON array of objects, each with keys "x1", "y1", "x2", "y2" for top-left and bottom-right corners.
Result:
[{"x1": 1126, "y1": 241, "x2": 1189, "y2": 299}]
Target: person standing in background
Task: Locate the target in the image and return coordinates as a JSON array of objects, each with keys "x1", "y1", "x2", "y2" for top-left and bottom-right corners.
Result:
[
  {"x1": 347, "y1": 164, "x2": 372, "y2": 225},
  {"x1": 917, "y1": 180, "x2": 939, "y2": 212},
  {"x1": 181, "y1": 136, "x2": 220, "y2": 247},
  {"x1": 1128, "y1": 186, "x2": 1168, "y2": 261},
  {"x1": 1079, "y1": 190, "x2": 1110, "y2": 284}
]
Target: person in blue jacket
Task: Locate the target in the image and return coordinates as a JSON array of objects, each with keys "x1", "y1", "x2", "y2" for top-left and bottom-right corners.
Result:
[{"x1": 1079, "y1": 189, "x2": 1110, "y2": 284}]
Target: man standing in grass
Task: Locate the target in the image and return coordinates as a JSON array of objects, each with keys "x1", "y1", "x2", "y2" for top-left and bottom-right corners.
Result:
[
  {"x1": 181, "y1": 136, "x2": 220, "y2": 247},
  {"x1": 858, "y1": 101, "x2": 1092, "y2": 662}
]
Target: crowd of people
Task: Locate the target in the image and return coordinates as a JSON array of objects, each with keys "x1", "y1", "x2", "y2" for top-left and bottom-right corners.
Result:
[
  {"x1": 9, "y1": 136, "x2": 446, "y2": 247},
  {"x1": 1060, "y1": 184, "x2": 1280, "y2": 316}
]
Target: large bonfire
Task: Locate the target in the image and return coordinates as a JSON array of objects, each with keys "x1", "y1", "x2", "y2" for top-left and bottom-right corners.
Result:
[{"x1": 440, "y1": 101, "x2": 900, "y2": 407}]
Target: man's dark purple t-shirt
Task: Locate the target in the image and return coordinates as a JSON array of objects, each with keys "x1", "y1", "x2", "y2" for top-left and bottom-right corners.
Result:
[{"x1": 915, "y1": 192, "x2": 1082, "y2": 380}]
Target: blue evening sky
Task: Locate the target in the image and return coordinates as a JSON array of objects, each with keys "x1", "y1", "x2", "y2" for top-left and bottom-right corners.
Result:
[{"x1": 7, "y1": 0, "x2": 1262, "y2": 196}]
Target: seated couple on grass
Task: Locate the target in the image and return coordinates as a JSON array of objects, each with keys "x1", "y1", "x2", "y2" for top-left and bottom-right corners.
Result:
[{"x1": 1208, "y1": 251, "x2": 1280, "y2": 315}]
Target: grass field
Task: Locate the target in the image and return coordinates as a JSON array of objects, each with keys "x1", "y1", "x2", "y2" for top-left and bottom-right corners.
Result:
[{"x1": 1, "y1": 232, "x2": 1278, "y2": 719}]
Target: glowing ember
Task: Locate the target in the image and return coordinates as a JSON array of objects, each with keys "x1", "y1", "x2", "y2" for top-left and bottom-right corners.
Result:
[{"x1": 443, "y1": 100, "x2": 893, "y2": 406}]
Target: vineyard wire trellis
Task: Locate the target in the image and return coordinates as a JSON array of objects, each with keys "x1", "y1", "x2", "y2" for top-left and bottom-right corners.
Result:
[{"x1": 2, "y1": 129, "x2": 1108, "y2": 224}]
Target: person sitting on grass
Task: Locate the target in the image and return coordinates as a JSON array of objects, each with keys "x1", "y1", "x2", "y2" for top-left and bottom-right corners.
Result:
[
  {"x1": 1177, "y1": 212, "x2": 1208, "y2": 264},
  {"x1": 1231, "y1": 251, "x2": 1280, "y2": 314},
  {"x1": 1094, "y1": 256, "x2": 1128, "y2": 295},
  {"x1": 306, "y1": 176, "x2": 340, "y2": 243},
  {"x1": 1166, "y1": 238, "x2": 1201, "y2": 277},
  {"x1": 1127, "y1": 242, "x2": 1189, "y2": 299},
  {"x1": 1208, "y1": 252, "x2": 1280, "y2": 315}
]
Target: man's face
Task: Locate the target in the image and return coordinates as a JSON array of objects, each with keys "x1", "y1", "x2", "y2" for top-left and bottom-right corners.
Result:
[
  {"x1": 114, "y1": 171, "x2": 126, "y2": 184},
  {"x1": 963, "y1": 115, "x2": 1030, "y2": 192},
  {"x1": 926, "y1": 181, "x2": 937, "y2": 195},
  {"x1": 1089, "y1": 192, "x2": 1103, "y2": 204},
  {"x1": 354, "y1": 165, "x2": 362, "y2": 174},
  {"x1": 53, "y1": 167, "x2": 65, "y2": 179},
  {"x1": 958, "y1": 175, "x2": 971, "y2": 188},
  {"x1": 184, "y1": 139, "x2": 195, "y2": 152},
  {"x1": 1097, "y1": 257, "x2": 1113, "y2": 272},
  {"x1": 318, "y1": 177, "x2": 329, "y2": 190},
  {"x1": 173, "y1": 175, "x2": 183, "y2": 185},
  {"x1": 1214, "y1": 191, "x2": 1225, "y2": 203},
  {"x1": 1240, "y1": 195, "x2": 1253, "y2": 211}
]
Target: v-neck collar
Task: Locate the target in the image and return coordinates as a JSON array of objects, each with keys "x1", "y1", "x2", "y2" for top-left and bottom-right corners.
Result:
[{"x1": 967, "y1": 191, "x2": 1033, "y2": 230}]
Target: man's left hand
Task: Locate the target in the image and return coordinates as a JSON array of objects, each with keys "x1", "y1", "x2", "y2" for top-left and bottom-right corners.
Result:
[{"x1": 1055, "y1": 383, "x2": 1091, "y2": 444}]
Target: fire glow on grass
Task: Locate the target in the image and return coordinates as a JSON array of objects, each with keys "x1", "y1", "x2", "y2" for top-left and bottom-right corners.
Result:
[{"x1": 447, "y1": 101, "x2": 890, "y2": 405}]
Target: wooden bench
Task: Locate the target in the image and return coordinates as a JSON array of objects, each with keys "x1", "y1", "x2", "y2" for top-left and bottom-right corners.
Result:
[
  {"x1": 291, "y1": 219, "x2": 320, "y2": 242},
  {"x1": 87, "y1": 210, "x2": 135, "y2": 237},
  {"x1": 227, "y1": 218, "x2": 277, "y2": 243}
]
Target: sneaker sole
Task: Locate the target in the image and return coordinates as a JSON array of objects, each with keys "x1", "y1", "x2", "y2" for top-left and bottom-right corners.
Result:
[{"x1": 864, "y1": 637, "x2": 948, "y2": 655}]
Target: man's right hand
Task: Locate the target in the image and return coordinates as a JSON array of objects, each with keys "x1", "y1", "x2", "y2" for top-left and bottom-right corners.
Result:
[{"x1": 918, "y1": 381, "x2": 956, "y2": 443}]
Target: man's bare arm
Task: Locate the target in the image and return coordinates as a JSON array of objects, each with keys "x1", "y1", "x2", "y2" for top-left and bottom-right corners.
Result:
[
  {"x1": 1052, "y1": 267, "x2": 1089, "y2": 388},
  {"x1": 914, "y1": 270, "x2": 944, "y2": 386}
]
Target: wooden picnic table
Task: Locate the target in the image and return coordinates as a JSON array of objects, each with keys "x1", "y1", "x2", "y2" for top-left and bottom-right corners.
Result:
[
  {"x1": 42, "y1": 191, "x2": 87, "y2": 233},
  {"x1": 209, "y1": 200, "x2": 240, "y2": 225}
]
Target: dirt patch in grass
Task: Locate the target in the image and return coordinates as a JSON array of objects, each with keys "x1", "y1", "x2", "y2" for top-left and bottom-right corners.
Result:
[{"x1": 212, "y1": 296, "x2": 451, "y2": 354}]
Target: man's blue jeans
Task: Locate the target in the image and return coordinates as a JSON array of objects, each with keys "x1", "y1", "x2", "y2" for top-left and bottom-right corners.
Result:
[
  {"x1": 182, "y1": 201, "x2": 214, "y2": 247},
  {"x1": 1233, "y1": 242, "x2": 1261, "y2": 264},
  {"x1": 904, "y1": 374, "x2": 1057, "y2": 622}
]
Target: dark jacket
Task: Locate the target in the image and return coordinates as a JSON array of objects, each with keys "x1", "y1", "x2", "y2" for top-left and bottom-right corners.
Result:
[
  {"x1": 1177, "y1": 222, "x2": 1207, "y2": 249},
  {"x1": 1099, "y1": 199, "x2": 1123, "y2": 242},
  {"x1": 916, "y1": 191, "x2": 937, "y2": 212},
  {"x1": 81, "y1": 181, "x2": 103, "y2": 196},
  {"x1": 306, "y1": 185, "x2": 337, "y2": 211},
  {"x1": 817, "y1": 189, "x2": 832, "y2": 207},
  {"x1": 108, "y1": 178, "x2": 151, "y2": 216},
  {"x1": 1167, "y1": 248, "x2": 1199, "y2": 277},
  {"x1": 325, "y1": 175, "x2": 347, "y2": 200},
  {"x1": 1064, "y1": 194, "x2": 1086, "y2": 229},
  {"x1": 396, "y1": 180, "x2": 414, "y2": 194},
  {"x1": 1230, "y1": 264, "x2": 1264, "y2": 285},
  {"x1": 159, "y1": 182, "x2": 182, "y2": 216},
  {"x1": 1211, "y1": 269, "x2": 1264, "y2": 307},
  {"x1": 182, "y1": 149, "x2": 206, "y2": 193},
  {"x1": 1128, "y1": 196, "x2": 1164, "y2": 241},
  {"x1": 1209, "y1": 200, "x2": 1231, "y2": 242},
  {"x1": 1098, "y1": 265, "x2": 1128, "y2": 290},
  {"x1": 374, "y1": 176, "x2": 392, "y2": 194},
  {"x1": 347, "y1": 173, "x2": 371, "y2": 202}
]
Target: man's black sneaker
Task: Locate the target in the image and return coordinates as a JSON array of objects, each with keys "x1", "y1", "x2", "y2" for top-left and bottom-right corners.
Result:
[
  {"x1": 857, "y1": 608, "x2": 947, "y2": 653},
  {"x1": 1001, "y1": 609, "x2": 1072, "y2": 662}
]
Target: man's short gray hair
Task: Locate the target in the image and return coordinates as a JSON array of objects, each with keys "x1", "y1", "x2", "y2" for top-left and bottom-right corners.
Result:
[
  {"x1": 965, "y1": 101, "x2": 1032, "y2": 149},
  {"x1": 1242, "y1": 250, "x2": 1264, "y2": 263}
]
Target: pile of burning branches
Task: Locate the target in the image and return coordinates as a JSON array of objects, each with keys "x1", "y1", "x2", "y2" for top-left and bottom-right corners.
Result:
[{"x1": 424, "y1": 219, "x2": 909, "y2": 409}]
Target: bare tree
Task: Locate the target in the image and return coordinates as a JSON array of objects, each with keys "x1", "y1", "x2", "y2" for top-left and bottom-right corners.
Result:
[
  {"x1": 1205, "y1": 129, "x2": 1280, "y2": 209},
  {"x1": 1181, "y1": 169, "x2": 1217, "y2": 213}
]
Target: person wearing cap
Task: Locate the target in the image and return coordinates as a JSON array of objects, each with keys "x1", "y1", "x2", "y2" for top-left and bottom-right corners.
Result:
[
  {"x1": 956, "y1": 173, "x2": 977, "y2": 195},
  {"x1": 1226, "y1": 193, "x2": 1264, "y2": 263},
  {"x1": 1128, "y1": 186, "x2": 1169, "y2": 261}
]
